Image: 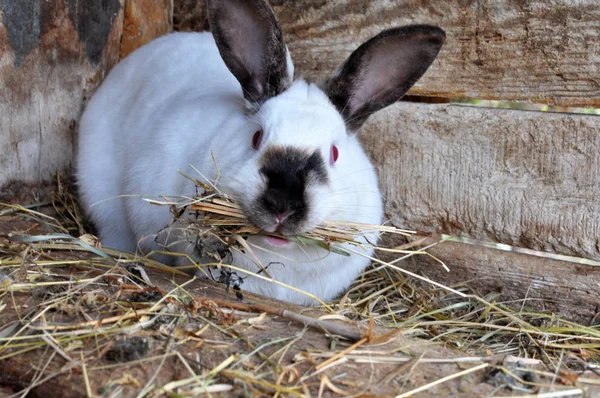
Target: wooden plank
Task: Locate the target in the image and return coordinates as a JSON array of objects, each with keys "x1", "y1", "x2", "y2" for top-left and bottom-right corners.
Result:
[
  {"x1": 173, "y1": 0, "x2": 208, "y2": 32},
  {"x1": 0, "y1": 0, "x2": 125, "y2": 198},
  {"x1": 174, "y1": 0, "x2": 600, "y2": 107},
  {"x1": 120, "y1": 0, "x2": 173, "y2": 59},
  {"x1": 360, "y1": 102, "x2": 600, "y2": 260},
  {"x1": 0, "y1": 0, "x2": 172, "y2": 199},
  {"x1": 388, "y1": 237, "x2": 600, "y2": 325}
]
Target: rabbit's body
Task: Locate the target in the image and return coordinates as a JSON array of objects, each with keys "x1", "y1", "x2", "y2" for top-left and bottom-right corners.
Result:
[
  {"x1": 79, "y1": 32, "x2": 241, "y2": 252},
  {"x1": 78, "y1": 0, "x2": 444, "y2": 305},
  {"x1": 78, "y1": 32, "x2": 381, "y2": 304}
]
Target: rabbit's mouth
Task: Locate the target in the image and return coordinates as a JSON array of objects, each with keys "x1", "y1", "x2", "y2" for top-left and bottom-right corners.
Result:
[
  {"x1": 264, "y1": 235, "x2": 290, "y2": 247},
  {"x1": 252, "y1": 234, "x2": 295, "y2": 249}
]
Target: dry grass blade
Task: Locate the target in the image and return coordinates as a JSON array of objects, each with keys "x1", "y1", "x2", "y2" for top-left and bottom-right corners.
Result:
[{"x1": 396, "y1": 363, "x2": 489, "y2": 397}]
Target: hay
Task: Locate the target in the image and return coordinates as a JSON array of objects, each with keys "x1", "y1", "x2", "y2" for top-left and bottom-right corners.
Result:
[
  {"x1": 144, "y1": 183, "x2": 419, "y2": 259},
  {"x1": 1, "y1": 178, "x2": 599, "y2": 396}
]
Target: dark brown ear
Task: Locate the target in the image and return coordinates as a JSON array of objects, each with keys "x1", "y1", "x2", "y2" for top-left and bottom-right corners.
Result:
[
  {"x1": 206, "y1": 0, "x2": 292, "y2": 107},
  {"x1": 324, "y1": 25, "x2": 445, "y2": 131}
]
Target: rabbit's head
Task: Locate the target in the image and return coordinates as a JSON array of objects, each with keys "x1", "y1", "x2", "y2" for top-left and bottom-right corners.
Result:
[{"x1": 207, "y1": 0, "x2": 445, "y2": 245}]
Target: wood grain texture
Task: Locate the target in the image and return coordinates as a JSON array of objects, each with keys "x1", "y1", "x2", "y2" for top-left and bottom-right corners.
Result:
[
  {"x1": 0, "y1": 0, "x2": 125, "y2": 197},
  {"x1": 120, "y1": 0, "x2": 172, "y2": 59},
  {"x1": 174, "y1": 0, "x2": 600, "y2": 107},
  {"x1": 360, "y1": 103, "x2": 600, "y2": 259},
  {"x1": 391, "y1": 238, "x2": 600, "y2": 325},
  {"x1": 0, "y1": 0, "x2": 172, "y2": 199},
  {"x1": 173, "y1": 0, "x2": 208, "y2": 32}
]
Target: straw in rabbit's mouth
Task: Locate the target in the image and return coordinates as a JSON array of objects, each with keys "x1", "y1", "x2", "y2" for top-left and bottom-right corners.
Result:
[
  {"x1": 180, "y1": 197, "x2": 418, "y2": 261},
  {"x1": 144, "y1": 172, "x2": 416, "y2": 257}
]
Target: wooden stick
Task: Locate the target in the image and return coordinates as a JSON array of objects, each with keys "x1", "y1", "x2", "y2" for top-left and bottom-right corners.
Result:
[{"x1": 207, "y1": 298, "x2": 364, "y2": 341}]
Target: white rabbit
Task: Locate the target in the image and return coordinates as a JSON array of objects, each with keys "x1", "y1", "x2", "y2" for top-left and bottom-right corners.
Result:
[{"x1": 77, "y1": 0, "x2": 444, "y2": 305}]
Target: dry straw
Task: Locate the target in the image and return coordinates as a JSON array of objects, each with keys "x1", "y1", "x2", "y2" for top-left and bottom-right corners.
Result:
[{"x1": 0, "y1": 174, "x2": 599, "y2": 396}]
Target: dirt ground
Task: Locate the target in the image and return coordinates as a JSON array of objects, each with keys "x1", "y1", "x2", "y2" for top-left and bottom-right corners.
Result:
[
  {"x1": 1, "y1": 202, "x2": 599, "y2": 397},
  {"x1": 0, "y1": 212, "x2": 495, "y2": 397}
]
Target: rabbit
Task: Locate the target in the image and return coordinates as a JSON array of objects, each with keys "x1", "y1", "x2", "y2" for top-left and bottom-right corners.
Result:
[{"x1": 77, "y1": 0, "x2": 445, "y2": 305}]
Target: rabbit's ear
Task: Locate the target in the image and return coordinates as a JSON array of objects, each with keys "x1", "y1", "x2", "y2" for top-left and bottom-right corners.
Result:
[
  {"x1": 206, "y1": 0, "x2": 292, "y2": 107},
  {"x1": 324, "y1": 25, "x2": 445, "y2": 132}
]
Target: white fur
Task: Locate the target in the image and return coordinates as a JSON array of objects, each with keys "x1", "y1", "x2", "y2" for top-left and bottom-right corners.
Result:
[{"x1": 77, "y1": 32, "x2": 383, "y2": 305}]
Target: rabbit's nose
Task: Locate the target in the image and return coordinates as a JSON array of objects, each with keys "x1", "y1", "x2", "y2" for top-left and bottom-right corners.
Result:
[
  {"x1": 276, "y1": 213, "x2": 286, "y2": 224},
  {"x1": 275, "y1": 211, "x2": 294, "y2": 225}
]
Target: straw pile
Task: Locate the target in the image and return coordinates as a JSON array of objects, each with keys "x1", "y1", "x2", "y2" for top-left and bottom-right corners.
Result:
[{"x1": 0, "y1": 177, "x2": 599, "y2": 396}]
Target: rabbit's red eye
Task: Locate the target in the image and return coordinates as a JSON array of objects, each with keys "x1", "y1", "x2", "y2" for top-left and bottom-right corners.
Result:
[
  {"x1": 252, "y1": 130, "x2": 263, "y2": 150},
  {"x1": 330, "y1": 144, "x2": 339, "y2": 165}
]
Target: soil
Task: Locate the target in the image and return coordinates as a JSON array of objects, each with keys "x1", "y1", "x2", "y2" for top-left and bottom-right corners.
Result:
[{"x1": 0, "y1": 213, "x2": 504, "y2": 397}]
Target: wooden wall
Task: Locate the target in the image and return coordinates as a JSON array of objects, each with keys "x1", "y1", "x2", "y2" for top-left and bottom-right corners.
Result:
[
  {"x1": 174, "y1": 0, "x2": 600, "y2": 322},
  {"x1": 175, "y1": 0, "x2": 600, "y2": 107},
  {"x1": 174, "y1": 1, "x2": 600, "y2": 256},
  {"x1": 0, "y1": 0, "x2": 171, "y2": 201}
]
